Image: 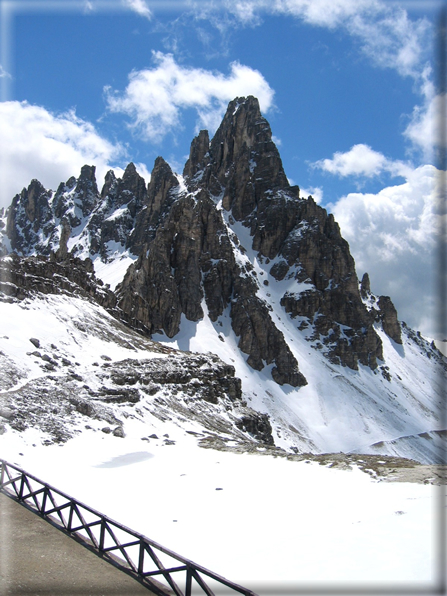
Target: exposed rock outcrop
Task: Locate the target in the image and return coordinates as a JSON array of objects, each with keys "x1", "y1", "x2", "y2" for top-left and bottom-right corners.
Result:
[
  {"x1": 128, "y1": 157, "x2": 179, "y2": 255},
  {"x1": 360, "y1": 272, "x2": 371, "y2": 298},
  {"x1": 0, "y1": 252, "x2": 113, "y2": 305},
  {"x1": 377, "y1": 295, "x2": 402, "y2": 344},
  {"x1": 2, "y1": 163, "x2": 148, "y2": 264},
  {"x1": 6, "y1": 180, "x2": 56, "y2": 255},
  {"x1": 359, "y1": 272, "x2": 402, "y2": 345},
  {"x1": 0, "y1": 252, "x2": 154, "y2": 336}
]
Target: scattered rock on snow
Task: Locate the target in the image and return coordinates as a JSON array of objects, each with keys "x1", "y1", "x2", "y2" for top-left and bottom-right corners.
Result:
[{"x1": 113, "y1": 426, "x2": 125, "y2": 438}]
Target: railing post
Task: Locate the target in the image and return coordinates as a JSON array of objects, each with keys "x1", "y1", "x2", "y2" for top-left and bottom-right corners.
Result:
[
  {"x1": 138, "y1": 539, "x2": 145, "y2": 575},
  {"x1": 0, "y1": 460, "x2": 4, "y2": 490},
  {"x1": 99, "y1": 518, "x2": 105, "y2": 552},
  {"x1": 68, "y1": 500, "x2": 74, "y2": 532},
  {"x1": 41, "y1": 485, "x2": 48, "y2": 515},
  {"x1": 18, "y1": 473, "x2": 25, "y2": 500},
  {"x1": 185, "y1": 565, "x2": 192, "y2": 596}
]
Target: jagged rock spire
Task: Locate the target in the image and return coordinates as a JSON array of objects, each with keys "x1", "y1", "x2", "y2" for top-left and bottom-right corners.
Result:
[
  {"x1": 128, "y1": 157, "x2": 179, "y2": 255},
  {"x1": 360, "y1": 272, "x2": 371, "y2": 298},
  {"x1": 183, "y1": 129, "x2": 210, "y2": 181},
  {"x1": 74, "y1": 165, "x2": 100, "y2": 217},
  {"x1": 6, "y1": 179, "x2": 54, "y2": 254},
  {"x1": 209, "y1": 96, "x2": 290, "y2": 220}
]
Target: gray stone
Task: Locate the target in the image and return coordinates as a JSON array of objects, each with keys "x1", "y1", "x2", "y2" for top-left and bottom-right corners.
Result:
[
  {"x1": 0, "y1": 407, "x2": 14, "y2": 420},
  {"x1": 112, "y1": 426, "x2": 125, "y2": 438}
]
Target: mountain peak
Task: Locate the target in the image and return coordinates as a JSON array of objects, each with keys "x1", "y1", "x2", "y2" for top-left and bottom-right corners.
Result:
[
  {"x1": 183, "y1": 96, "x2": 264, "y2": 185},
  {"x1": 123, "y1": 162, "x2": 137, "y2": 176},
  {"x1": 0, "y1": 97, "x2": 389, "y2": 377},
  {"x1": 79, "y1": 164, "x2": 97, "y2": 181},
  {"x1": 211, "y1": 95, "x2": 272, "y2": 157},
  {"x1": 228, "y1": 95, "x2": 262, "y2": 120}
]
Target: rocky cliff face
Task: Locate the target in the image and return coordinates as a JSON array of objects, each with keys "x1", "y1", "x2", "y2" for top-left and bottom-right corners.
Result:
[{"x1": 0, "y1": 96, "x2": 404, "y2": 386}]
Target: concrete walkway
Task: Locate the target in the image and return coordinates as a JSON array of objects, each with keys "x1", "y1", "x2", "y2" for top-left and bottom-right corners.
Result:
[{"x1": 0, "y1": 492, "x2": 158, "y2": 595}]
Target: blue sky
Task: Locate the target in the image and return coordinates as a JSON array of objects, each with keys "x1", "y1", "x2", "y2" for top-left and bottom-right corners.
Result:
[{"x1": 0, "y1": 0, "x2": 445, "y2": 337}]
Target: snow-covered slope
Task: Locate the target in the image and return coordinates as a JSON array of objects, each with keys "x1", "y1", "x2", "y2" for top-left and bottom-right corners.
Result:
[
  {"x1": 0, "y1": 290, "x2": 275, "y2": 450},
  {"x1": 152, "y1": 217, "x2": 445, "y2": 463}
]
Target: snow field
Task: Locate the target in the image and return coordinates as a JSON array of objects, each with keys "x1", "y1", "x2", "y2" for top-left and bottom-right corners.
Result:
[{"x1": 0, "y1": 430, "x2": 439, "y2": 594}]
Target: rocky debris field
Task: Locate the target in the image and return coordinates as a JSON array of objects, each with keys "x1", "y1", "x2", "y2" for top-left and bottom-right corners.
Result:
[
  {"x1": 199, "y1": 440, "x2": 447, "y2": 485},
  {"x1": 0, "y1": 342, "x2": 274, "y2": 447}
]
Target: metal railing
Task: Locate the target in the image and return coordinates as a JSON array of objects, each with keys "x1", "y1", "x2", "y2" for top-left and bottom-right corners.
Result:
[{"x1": 0, "y1": 459, "x2": 257, "y2": 596}]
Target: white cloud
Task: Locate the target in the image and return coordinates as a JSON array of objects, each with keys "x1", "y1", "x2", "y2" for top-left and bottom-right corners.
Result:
[
  {"x1": 0, "y1": 101, "x2": 124, "y2": 208},
  {"x1": 299, "y1": 185, "x2": 323, "y2": 204},
  {"x1": 123, "y1": 0, "x2": 152, "y2": 20},
  {"x1": 313, "y1": 144, "x2": 413, "y2": 179},
  {"x1": 217, "y1": 0, "x2": 433, "y2": 81},
  {"x1": 328, "y1": 164, "x2": 443, "y2": 337},
  {"x1": 404, "y1": 93, "x2": 446, "y2": 162},
  {"x1": 274, "y1": 0, "x2": 378, "y2": 29},
  {"x1": 314, "y1": 145, "x2": 387, "y2": 177},
  {"x1": 344, "y1": 3, "x2": 432, "y2": 80},
  {"x1": 133, "y1": 161, "x2": 152, "y2": 183},
  {"x1": 104, "y1": 51, "x2": 275, "y2": 142},
  {"x1": 227, "y1": 0, "x2": 263, "y2": 25}
]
